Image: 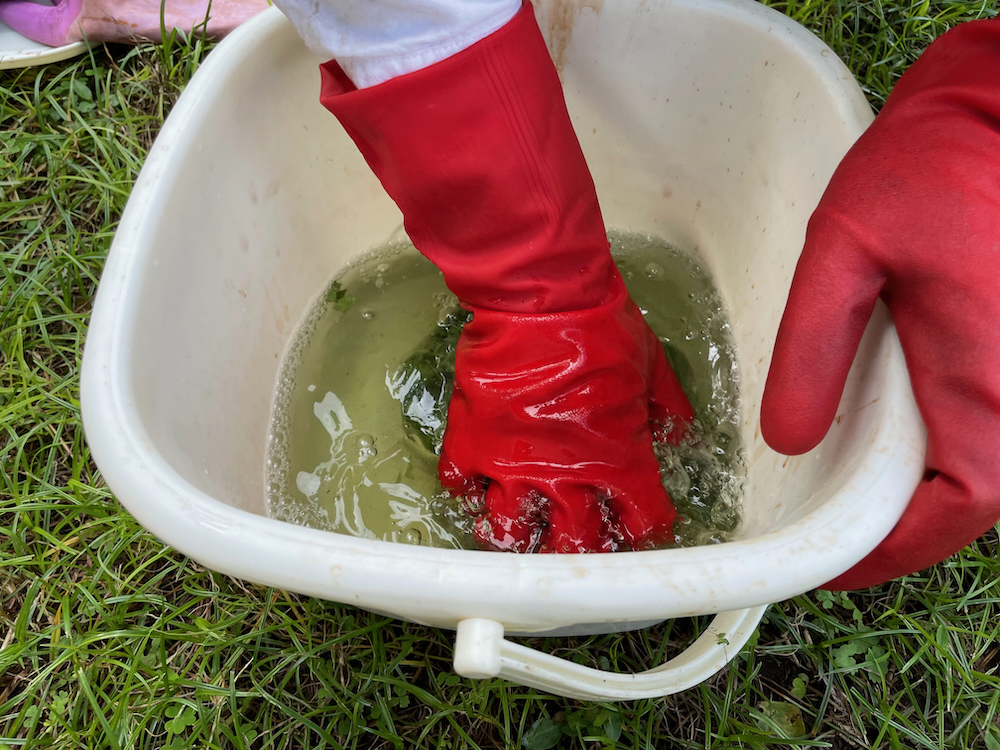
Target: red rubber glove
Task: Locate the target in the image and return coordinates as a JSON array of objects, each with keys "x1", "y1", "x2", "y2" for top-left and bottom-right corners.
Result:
[
  {"x1": 762, "y1": 20, "x2": 1000, "y2": 589},
  {"x1": 319, "y1": 1, "x2": 694, "y2": 552}
]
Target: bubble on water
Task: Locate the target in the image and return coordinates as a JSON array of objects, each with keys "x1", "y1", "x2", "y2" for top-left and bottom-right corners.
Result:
[
  {"x1": 711, "y1": 497, "x2": 739, "y2": 529},
  {"x1": 459, "y1": 492, "x2": 485, "y2": 518},
  {"x1": 715, "y1": 423, "x2": 735, "y2": 447},
  {"x1": 373, "y1": 260, "x2": 394, "y2": 290},
  {"x1": 660, "y1": 451, "x2": 692, "y2": 501},
  {"x1": 645, "y1": 261, "x2": 665, "y2": 280},
  {"x1": 433, "y1": 291, "x2": 462, "y2": 324},
  {"x1": 400, "y1": 527, "x2": 423, "y2": 545},
  {"x1": 348, "y1": 433, "x2": 377, "y2": 463},
  {"x1": 655, "y1": 419, "x2": 746, "y2": 547},
  {"x1": 264, "y1": 267, "x2": 332, "y2": 529},
  {"x1": 361, "y1": 310, "x2": 375, "y2": 320}
]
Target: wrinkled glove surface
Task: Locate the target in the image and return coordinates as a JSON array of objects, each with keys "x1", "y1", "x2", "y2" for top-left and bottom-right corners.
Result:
[{"x1": 442, "y1": 279, "x2": 693, "y2": 552}]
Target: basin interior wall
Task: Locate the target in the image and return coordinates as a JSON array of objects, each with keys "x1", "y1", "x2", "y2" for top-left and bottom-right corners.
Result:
[{"x1": 124, "y1": 1, "x2": 891, "y2": 546}]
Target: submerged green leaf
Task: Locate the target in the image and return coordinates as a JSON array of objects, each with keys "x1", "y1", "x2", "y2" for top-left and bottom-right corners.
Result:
[
  {"x1": 326, "y1": 280, "x2": 356, "y2": 312},
  {"x1": 387, "y1": 307, "x2": 471, "y2": 454}
]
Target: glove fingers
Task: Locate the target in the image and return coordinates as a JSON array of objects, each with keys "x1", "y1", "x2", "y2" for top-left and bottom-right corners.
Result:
[
  {"x1": 541, "y1": 485, "x2": 608, "y2": 553},
  {"x1": 438, "y1": 382, "x2": 485, "y2": 495},
  {"x1": 474, "y1": 480, "x2": 547, "y2": 552},
  {"x1": 472, "y1": 476, "x2": 675, "y2": 554},
  {"x1": 608, "y1": 461, "x2": 678, "y2": 551},
  {"x1": 474, "y1": 481, "x2": 610, "y2": 553},
  {"x1": 646, "y1": 329, "x2": 695, "y2": 445},
  {"x1": 761, "y1": 211, "x2": 885, "y2": 455},
  {"x1": 438, "y1": 428, "x2": 480, "y2": 499}
]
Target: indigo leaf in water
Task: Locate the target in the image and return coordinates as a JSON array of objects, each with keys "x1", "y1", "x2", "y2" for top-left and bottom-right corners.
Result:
[
  {"x1": 326, "y1": 280, "x2": 356, "y2": 312},
  {"x1": 387, "y1": 307, "x2": 471, "y2": 454}
]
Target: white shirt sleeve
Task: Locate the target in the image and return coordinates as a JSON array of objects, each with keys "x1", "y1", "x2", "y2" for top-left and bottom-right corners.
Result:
[{"x1": 270, "y1": 0, "x2": 522, "y2": 89}]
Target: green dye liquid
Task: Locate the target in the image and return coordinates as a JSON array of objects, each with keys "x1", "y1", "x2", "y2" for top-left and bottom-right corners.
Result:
[{"x1": 265, "y1": 231, "x2": 745, "y2": 550}]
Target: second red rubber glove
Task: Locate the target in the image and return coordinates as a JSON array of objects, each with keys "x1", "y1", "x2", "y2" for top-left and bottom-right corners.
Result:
[
  {"x1": 319, "y1": 1, "x2": 694, "y2": 552},
  {"x1": 762, "y1": 20, "x2": 1000, "y2": 589}
]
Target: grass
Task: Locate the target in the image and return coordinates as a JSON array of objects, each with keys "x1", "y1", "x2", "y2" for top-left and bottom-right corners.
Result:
[{"x1": 2, "y1": 1, "x2": 999, "y2": 748}]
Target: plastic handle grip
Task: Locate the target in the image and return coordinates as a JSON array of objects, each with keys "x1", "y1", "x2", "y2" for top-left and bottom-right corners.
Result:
[{"x1": 453, "y1": 606, "x2": 767, "y2": 701}]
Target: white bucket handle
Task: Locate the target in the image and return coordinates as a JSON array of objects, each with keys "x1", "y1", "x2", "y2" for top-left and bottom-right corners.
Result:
[{"x1": 452, "y1": 606, "x2": 767, "y2": 701}]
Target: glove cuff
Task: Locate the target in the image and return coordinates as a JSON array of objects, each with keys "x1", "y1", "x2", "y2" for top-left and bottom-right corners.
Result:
[{"x1": 318, "y1": 1, "x2": 619, "y2": 313}]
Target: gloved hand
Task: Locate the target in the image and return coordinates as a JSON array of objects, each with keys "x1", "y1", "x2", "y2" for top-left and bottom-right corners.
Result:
[
  {"x1": 319, "y1": 2, "x2": 694, "y2": 552},
  {"x1": 762, "y1": 19, "x2": 1000, "y2": 589},
  {"x1": 0, "y1": 0, "x2": 267, "y2": 48},
  {"x1": 442, "y1": 281, "x2": 692, "y2": 552}
]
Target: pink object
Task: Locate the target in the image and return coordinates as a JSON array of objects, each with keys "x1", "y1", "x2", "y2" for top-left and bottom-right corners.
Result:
[{"x1": 0, "y1": 0, "x2": 269, "y2": 47}]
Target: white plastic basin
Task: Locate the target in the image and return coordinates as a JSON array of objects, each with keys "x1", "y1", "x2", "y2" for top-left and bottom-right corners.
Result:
[{"x1": 81, "y1": 0, "x2": 925, "y2": 700}]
